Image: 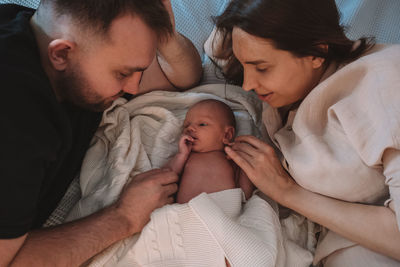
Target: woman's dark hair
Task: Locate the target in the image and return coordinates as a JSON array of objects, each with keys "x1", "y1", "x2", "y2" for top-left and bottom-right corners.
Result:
[
  {"x1": 39, "y1": 0, "x2": 173, "y2": 40},
  {"x1": 214, "y1": 0, "x2": 375, "y2": 85}
]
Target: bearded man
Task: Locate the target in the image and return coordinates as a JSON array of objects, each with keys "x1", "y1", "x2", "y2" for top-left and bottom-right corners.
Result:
[{"x1": 0, "y1": 0, "x2": 201, "y2": 265}]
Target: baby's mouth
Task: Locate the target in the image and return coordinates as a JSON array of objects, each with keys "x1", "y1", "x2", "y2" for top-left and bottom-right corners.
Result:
[{"x1": 187, "y1": 133, "x2": 198, "y2": 140}]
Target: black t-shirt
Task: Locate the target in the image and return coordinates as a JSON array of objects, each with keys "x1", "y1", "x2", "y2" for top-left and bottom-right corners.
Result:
[{"x1": 0, "y1": 4, "x2": 102, "y2": 238}]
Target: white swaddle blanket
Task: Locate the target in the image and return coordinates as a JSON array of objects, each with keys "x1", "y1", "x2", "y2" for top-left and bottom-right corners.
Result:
[{"x1": 66, "y1": 84, "x2": 313, "y2": 266}]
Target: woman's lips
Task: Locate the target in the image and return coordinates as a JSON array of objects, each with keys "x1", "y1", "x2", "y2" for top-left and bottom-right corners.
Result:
[{"x1": 257, "y1": 92, "x2": 273, "y2": 102}]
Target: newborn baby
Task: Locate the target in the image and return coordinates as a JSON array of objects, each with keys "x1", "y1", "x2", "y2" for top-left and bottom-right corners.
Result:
[{"x1": 165, "y1": 99, "x2": 254, "y2": 203}]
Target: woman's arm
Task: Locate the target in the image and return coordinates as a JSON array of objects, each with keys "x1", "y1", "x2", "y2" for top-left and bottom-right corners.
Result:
[
  {"x1": 284, "y1": 183, "x2": 400, "y2": 260},
  {"x1": 226, "y1": 135, "x2": 400, "y2": 261}
]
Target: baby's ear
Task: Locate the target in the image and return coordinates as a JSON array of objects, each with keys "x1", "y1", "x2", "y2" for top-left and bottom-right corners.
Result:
[{"x1": 222, "y1": 126, "x2": 235, "y2": 145}]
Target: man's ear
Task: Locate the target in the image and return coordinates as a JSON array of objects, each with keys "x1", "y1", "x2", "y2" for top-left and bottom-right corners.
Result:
[
  {"x1": 222, "y1": 126, "x2": 235, "y2": 145},
  {"x1": 48, "y1": 39, "x2": 75, "y2": 71}
]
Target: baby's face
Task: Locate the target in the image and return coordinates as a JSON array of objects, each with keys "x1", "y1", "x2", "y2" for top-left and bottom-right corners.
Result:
[{"x1": 183, "y1": 102, "x2": 229, "y2": 153}]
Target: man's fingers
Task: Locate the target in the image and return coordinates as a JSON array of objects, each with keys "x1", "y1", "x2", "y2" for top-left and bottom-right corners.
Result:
[
  {"x1": 130, "y1": 169, "x2": 178, "y2": 186},
  {"x1": 163, "y1": 183, "x2": 178, "y2": 196},
  {"x1": 166, "y1": 196, "x2": 174, "y2": 205},
  {"x1": 157, "y1": 170, "x2": 179, "y2": 185},
  {"x1": 134, "y1": 168, "x2": 163, "y2": 178}
]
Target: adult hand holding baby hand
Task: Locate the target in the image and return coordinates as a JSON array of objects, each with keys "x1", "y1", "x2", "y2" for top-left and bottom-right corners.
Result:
[
  {"x1": 225, "y1": 135, "x2": 296, "y2": 203},
  {"x1": 115, "y1": 169, "x2": 178, "y2": 235}
]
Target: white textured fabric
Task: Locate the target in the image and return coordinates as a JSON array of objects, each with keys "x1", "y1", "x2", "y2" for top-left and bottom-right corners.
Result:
[
  {"x1": 90, "y1": 189, "x2": 286, "y2": 267},
  {"x1": 262, "y1": 44, "x2": 400, "y2": 265},
  {"x1": 65, "y1": 84, "x2": 313, "y2": 266},
  {"x1": 66, "y1": 84, "x2": 263, "y2": 220}
]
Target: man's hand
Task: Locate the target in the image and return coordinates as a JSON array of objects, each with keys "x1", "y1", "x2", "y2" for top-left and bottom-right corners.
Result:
[
  {"x1": 0, "y1": 235, "x2": 27, "y2": 266},
  {"x1": 117, "y1": 168, "x2": 179, "y2": 234}
]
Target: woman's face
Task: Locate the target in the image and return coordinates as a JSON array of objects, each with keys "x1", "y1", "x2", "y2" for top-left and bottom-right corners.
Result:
[{"x1": 232, "y1": 27, "x2": 325, "y2": 108}]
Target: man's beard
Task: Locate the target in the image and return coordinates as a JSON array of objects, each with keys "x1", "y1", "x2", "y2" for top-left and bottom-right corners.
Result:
[{"x1": 55, "y1": 65, "x2": 121, "y2": 112}]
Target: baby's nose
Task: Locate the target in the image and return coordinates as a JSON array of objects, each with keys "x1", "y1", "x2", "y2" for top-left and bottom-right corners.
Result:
[{"x1": 184, "y1": 126, "x2": 194, "y2": 135}]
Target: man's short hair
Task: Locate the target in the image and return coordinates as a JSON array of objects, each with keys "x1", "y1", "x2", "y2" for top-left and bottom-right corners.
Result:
[{"x1": 39, "y1": 0, "x2": 173, "y2": 39}]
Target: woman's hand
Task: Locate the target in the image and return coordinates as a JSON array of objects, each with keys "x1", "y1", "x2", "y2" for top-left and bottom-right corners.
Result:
[
  {"x1": 228, "y1": 136, "x2": 400, "y2": 261},
  {"x1": 225, "y1": 135, "x2": 296, "y2": 202}
]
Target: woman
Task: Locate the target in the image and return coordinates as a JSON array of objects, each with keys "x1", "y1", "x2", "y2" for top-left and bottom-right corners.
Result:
[{"x1": 213, "y1": 0, "x2": 400, "y2": 266}]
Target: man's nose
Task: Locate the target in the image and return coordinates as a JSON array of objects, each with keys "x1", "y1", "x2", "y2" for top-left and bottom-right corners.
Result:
[{"x1": 122, "y1": 72, "x2": 142, "y2": 95}]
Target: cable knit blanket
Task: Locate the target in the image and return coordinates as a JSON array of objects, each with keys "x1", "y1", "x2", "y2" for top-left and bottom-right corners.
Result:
[{"x1": 66, "y1": 84, "x2": 313, "y2": 266}]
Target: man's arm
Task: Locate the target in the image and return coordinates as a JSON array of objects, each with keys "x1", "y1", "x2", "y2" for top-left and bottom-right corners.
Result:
[
  {"x1": 1, "y1": 169, "x2": 178, "y2": 267},
  {"x1": 138, "y1": 0, "x2": 202, "y2": 93},
  {"x1": 0, "y1": 235, "x2": 26, "y2": 267}
]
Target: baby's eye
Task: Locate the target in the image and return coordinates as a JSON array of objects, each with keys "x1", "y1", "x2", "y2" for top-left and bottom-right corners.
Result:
[{"x1": 199, "y1": 123, "x2": 208, "y2": 126}]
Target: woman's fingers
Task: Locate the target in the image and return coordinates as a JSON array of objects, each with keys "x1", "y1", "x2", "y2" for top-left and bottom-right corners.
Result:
[
  {"x1": 225, "y1": 146, "x2": 254, "y2": 175},
  {"x1": 230, "y1": 140, "x2": 257, "y2": 157},
  {"x1": 234, "y1": 135, "x2": 271, "y2": 152}
]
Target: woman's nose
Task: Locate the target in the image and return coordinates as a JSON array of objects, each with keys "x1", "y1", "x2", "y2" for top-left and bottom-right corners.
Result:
[{"x1": 242, "y1": 69, "x2": 256, "y2": 92}]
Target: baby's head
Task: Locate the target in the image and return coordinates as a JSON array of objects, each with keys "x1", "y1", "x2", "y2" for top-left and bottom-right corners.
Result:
[{"x1": 183, "y1": 99, "x2": 236, "y2": 152}]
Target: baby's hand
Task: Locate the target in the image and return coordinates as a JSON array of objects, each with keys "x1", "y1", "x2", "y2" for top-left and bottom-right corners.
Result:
[{"x1": 178, "y1": 134, "x2": 194, "y2": 155}]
